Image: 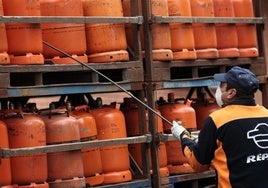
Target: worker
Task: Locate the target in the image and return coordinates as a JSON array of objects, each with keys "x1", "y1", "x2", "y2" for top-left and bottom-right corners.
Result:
[{"x1": 171, "y1": 66, "x2": 268, "y2": 187}]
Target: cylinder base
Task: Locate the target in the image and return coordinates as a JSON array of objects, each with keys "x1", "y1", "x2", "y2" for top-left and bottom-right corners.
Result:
[
  {"x1": 142, "y1": 49, "x2": 173, "y2": 61},
  {"x1": 159, "y1": 167, "x2": 170, "y2": 178},
  {"x1": 218, "y1": 48, "x2": 240, "y2": 58},
  {"x1": 85, "y1": 173, "x2": 104, "y2": 186},
  {"x1": 173, "y1": 49, "x2": 197, "y2": 60},
  {"x1": 239, "y1": 48, "x2": 259, "y2": 58},
  {"x1": 149, "y1": 166, "x2": 170, "y2": 178},
  {"x1": 51, "y1": 54, "x2": 88, "y2": 64},
  {"x1": 9, "y1": 53, "x2": 44, "y2": 65},
  {"x1": 102, "y1": 170, "x2": 132, "y2": 185},
  {"x1": 0, "y1": 52, "x2": 10, "y2": 64},
  {"x1": 88, "y1": 50, "x2": 129, "y2": 63},
  {"x1": 196, "y1": 48, "x2": 219, "y2": 59},
  {"x1": 152, "y1": 49, "x2": 173, "y2": 61}
]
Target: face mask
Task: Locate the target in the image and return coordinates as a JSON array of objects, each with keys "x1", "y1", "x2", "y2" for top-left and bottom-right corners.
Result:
[{"x1": 215, "y1": 85, "x2": 223, "y2": 107}]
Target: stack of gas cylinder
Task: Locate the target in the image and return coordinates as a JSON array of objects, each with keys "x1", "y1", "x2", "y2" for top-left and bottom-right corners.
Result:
[
  {"x1": 82, "y1": 0, "x2": 129, "y2": 63},
  {"x1": 0, "y1": 99, "x2": 133, "y2": 187},
  {"x1": 89, "y1": 97, "x2": 133, "y2": 185},
  {"x1": 188, "y1": 87, "x2": 220, "y2": 130},
  {"x1": 123, "y1": 0, "x2": 174, "y2": 61},
  {"x1": 41, "y1": 103, "x2": 85, "y2": 188},
  {"x1": 156, "y1": 91, "x2": 219, "y2": 174},
  {"x1": 0, "y1": 0, "x2": 129, "y2": 65},
  {"x1": 1, "y1": 0, "x2": 44, "y2": 65},
  {"x1": 157, "y1": 93, "x2": 197, "y2": 174},
  {"x1": 0, "y1": 0, "x2": 259, "y2": 65},
  {"x1": 121, "y1": 98, "x2": 169, "y2": 178},
  {"x1": 0, "y1": 92, "x2": 221, "y2": 187},
  {"x1": 0, "y1": 0, "x2": 9, "y2": 64},
  {"x1": 0, "y1": 103, "x2": 49, "y2": 188},
  {"x1": 40, "y1": 0, "x2": 88, "y2": 64},
  {"x1": 123, "y1": 0, "x2": 258, "y2": 61}
]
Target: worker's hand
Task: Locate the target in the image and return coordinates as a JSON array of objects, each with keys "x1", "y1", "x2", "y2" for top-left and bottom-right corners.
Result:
[{"x1": 171, "y1": 120, "x2": 189, "y2": 141}]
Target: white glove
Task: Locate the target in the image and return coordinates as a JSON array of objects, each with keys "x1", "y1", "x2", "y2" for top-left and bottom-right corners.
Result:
[{"x1": 171, "y1": 120, "x2": 188, "y2": 140}]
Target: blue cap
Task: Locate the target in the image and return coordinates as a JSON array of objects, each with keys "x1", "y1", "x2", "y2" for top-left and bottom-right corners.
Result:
[{"x1": 213, "y1": 66, "x2": 259, "y2": 95}]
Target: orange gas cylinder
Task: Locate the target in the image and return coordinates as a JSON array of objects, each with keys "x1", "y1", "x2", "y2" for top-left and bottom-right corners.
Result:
[
  {"x1": 189, "y1": 0, "x2": 219, "y2": 59},
  {"x1": 0, "y1": 120, "x2": 12, "y2": 186},
  {"x1": 149, "y1": 0, "x2": 173, "y2": 61},
  {"x1": 187, "y1": 87, "x2": 220, "y2": 130},
  {"x1": 3, "y1": 108, "x2": 47, "y2": 185},
  {"x1": 232, "y1": 0, "x2": 258, "y2": 57},
  {"x1": 91, "y1": 98, "x2": 132, "y2": 185},
  {"x1": 213, "y1": 0, "x2": 239, "y2": 58},
  {"x1": 193, "y1": 98, "x2": 219, "y2": 130},
  {"x1": 69, "y1": 104, "x2": 104, "y2": 186},
  {"x1": 0, "y1": 0, "x2": 9, "y2": 65},
  {"x1": 123, "y1": 0, "x2": 173, "y2": 61},
  {"x1": 2, "y1": 0, "x2": 44, "y2": 65},
  {"x1": 122, "y1": 98, "x2": 169, "y2": 178},
  {"x1": 41, "y1": 105, "x2": 85, "y2": 186},
  {"x1": 82, "y1": 0, "x2": 129, "y2": 63},
  {"x1": 40, "y1": 0, "x2": 88, "y2": 64},
  {"x1": 159, "y1": 93, "x2": 196, "y2": 131},
  {"x1": 168, "y1": 0, "x2": 197, "y2": 60},
  {"x1": 158, "y1": 93, "x2": 195, "y2": 174}
]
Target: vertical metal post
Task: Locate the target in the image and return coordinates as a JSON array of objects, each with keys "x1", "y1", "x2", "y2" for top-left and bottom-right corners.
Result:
[
  {"x1": 257, "y1": 0, "x2": 268, "y2": 107},
  {"x1": 142, "y1": 0, "x2": 161, "y2": 187},
  {"x1": 136, "y1": 91, "x2": 151, "y2": 181},
  {"x1": 130, "y1": 0, "x2": 142, "y2": 61}
]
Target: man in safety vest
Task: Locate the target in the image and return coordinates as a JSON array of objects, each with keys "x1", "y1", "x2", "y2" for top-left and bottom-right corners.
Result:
[{"x1": 171, "y1": 66, "x2": 268, "y2": 188}]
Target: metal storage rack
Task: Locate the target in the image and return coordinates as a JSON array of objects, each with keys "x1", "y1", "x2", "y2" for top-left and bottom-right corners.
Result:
[
  {"x1": 141, "y1": 0, "x2": 268, "y2": 187},
  {"x1": 0, "y1": 1, "x2": 152, "y2": 187},
  {"x1": 0, "y1": 0, "x2": 268, "y2": 187}
]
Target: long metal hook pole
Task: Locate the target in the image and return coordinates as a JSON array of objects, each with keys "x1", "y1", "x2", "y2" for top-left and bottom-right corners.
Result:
[{"x1": 42, "y1": 41, "x2": 173, "y2": 126}]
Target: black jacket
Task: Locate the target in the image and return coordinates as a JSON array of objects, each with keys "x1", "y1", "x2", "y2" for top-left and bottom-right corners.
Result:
[{"x1": 181, "y1": 98, "x2": 268, "y2": 188}]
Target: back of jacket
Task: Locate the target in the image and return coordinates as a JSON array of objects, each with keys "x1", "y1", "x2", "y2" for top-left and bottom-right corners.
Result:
[{"x1": 210, "y1": 104, "x2": 268, "y2": 188}]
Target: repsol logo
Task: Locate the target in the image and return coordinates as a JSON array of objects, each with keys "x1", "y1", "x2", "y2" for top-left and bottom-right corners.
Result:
[{"x1": 246, "y1": 153, "x2": 268, "y2": 164}]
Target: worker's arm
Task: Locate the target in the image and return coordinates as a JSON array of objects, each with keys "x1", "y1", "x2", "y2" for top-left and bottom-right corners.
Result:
[{"x1": 172, "y1": 117, "x2": 217, "y2": 172}]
